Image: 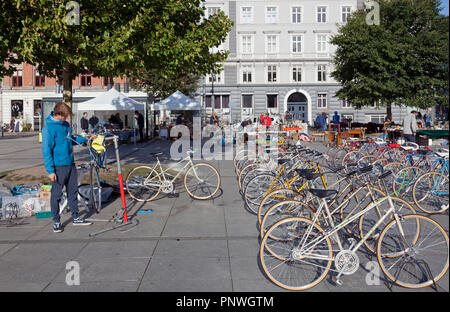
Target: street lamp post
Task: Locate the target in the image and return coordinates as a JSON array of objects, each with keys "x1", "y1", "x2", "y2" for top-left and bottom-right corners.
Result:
[
  {"x1": 202, "y1": 76, "x2": 206, "y2": 125},
  {"x1": 211, "y1": 73, "x2": 215, "y2": 117}
]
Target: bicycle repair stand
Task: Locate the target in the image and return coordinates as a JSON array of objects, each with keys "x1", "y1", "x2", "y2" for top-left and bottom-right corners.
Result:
[{"x1": 89, "y1": 135, "x2": 137, "y2": 237}]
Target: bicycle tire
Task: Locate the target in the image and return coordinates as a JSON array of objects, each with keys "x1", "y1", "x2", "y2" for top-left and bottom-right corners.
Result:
[
  {"x1": 377, "y1": 214, "x2": 449, "y2": 289},
  {"x1": 125, "y1": 165, "x2": 161, "y2": 202},
  {"x1": 184, "y1": 163, "x2": 220, "y2": 200},
  {"x1": 260, "y1": 217, "x2": 333, "y2": 291},
  {"x1": 412, "y1": 171, "x2": 449, "y2": 214}
]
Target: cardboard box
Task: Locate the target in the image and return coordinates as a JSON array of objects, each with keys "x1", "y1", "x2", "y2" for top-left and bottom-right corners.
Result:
[{"x1": 39, "y1": 191, "x2": 51, "y2": 200}]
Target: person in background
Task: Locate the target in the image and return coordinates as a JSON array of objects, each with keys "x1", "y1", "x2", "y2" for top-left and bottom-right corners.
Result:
[
  {"x1": 210, "y1": 112, "x2": 218, "y2": 125},
  {"x1": 322, "y1": 111, "x2": 329, "y2": 131},
  {"x1": 260, "y1": 113, "x2": 265, "y2": 125},
  {"x1": 423, "y1": 109, "x2": 432, "y2": 128},
  {"x1": 263, "y1": 113, "x2": 272, "y2": 126},
  {"x1": 135, "y1": 110, "x2": 145, "y2": 143},
  {"x1": 88, "y1": 114, "x2": 99, "y2": 131},
  {"x1": 403, "y1": 110, "x2": 418, "y2": 143},
  {"x1": 80, "y1": 112, "x2": 89, "y2": 134},
  {"x1": 332, "y1": 111, "x2": 340, "y2": 124},
  {"x1": 41, "y1": 102, "x2": 92, "y2": 233},
  {"x1": 80, "y1": 112, "x2": 89, "y2": 146},
  {"x1": 115, "y1": 113, "x2": 123, "y2": 129},
  {"x1": 10, "y1": 117, "x2": 15, "y2": 132}
]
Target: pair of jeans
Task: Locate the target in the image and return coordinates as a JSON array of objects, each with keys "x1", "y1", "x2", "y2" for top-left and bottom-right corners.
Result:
[{"x1": 50, "y1": 165, "x2": 79, "y2": 223}]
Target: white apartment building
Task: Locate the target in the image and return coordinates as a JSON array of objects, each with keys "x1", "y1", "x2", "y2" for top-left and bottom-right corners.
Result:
[{"x1": 197, "y1": 0, "x2": 409, "y2": 125}]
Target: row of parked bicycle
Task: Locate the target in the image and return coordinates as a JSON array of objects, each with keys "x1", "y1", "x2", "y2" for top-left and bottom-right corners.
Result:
[{"x1": 233, "y1": 136, "x2": 449, "y2": 290}]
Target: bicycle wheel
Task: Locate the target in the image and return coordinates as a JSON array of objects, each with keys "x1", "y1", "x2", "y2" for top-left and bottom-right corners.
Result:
[
  {"x1": 412, "y1": 172, "x2": 449, "y2": 214},
  {"x1": 184, "y1": 163, "x2": 220, "y2": 200},
  {"x1": 377, "y1": 214, "x2": 449, "y2": 289},
  {"x1": 90, "y1": 165, "x2": 102, "y2": 213},
  {"x1": 241, "y1": 168, "x2": 270, "y2": 195},
  {"x1": 359, "y1": 197, "x2": 417, "y2": 255},
  {"x1": 260, "y1": 200, "x2": 313, "y2": 238},
  {"x1": 233, "y1": 149, "x2": 248, "y2": 173},
  {"x1": 392, "y1": 166, "x2": 425, "y2": 201},
  {"x1": 260, "y1": 217, "x2": 333, "y2": 291},
  {"x1": 257, "y1": 188, "x2": 300, "y2": 226},
  {"x1": 126, "y1": 166, "x2": 161, "y2": 202},
  {"x1": 238, "y1": 162, "x2": 259, "y2": 191},
  {"x1": 342, "y1": 150, "x2": 365, "y2": 170},
  {"x1": 243, "y1": 173, "x2": 284, "y2": 214}
]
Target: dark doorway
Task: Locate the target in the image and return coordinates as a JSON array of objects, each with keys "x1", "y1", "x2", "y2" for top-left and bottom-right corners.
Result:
[{"x1": 287, "y1": 92, "x2": 308, "y2": 123}]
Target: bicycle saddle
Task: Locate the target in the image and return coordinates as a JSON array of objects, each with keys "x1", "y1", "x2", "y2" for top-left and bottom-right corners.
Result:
[
  {"x1": 359, "y1": 165, "x2": 373, "y2": 173},
  {"x1": 295, "y1": 169, "x2": 319, "y2": 180},
  {"x1": 378, "y1": 170, "x2": 393, "y2": 180},
  {"x1": 417, "y1": 149, "x2": 431, "y2": 155},
  {"x1": 149, "y1": 152, "x2": 164, "y2": 156},
  {"x1": 278, "y1": 159, "x2": 290, "y2": 165},
  {"x1": 308, "y1": 189, "x2": 338, "y2": 199}
]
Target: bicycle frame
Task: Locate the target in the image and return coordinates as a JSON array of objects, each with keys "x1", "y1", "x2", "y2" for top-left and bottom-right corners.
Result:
[
  {"x1": 143, "y1": 154, "x2": 197, "y2": 187},
  {"x1": 296, "y1": 194, "x2": 399, "y2": 260}
]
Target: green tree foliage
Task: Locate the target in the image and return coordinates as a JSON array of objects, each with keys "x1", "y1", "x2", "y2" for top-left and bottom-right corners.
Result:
[
  {"x1": 5, "y1": 0, "x2": 232, "y2": 123},
  {"x1": 0, "y1": 0, "x2": 22, "y2": 77},
  {"x1": 331, "y1": 0, "x2": 449, "y2": 117}
]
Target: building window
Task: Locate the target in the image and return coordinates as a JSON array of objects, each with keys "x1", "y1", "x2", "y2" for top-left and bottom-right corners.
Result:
[
  {"x1": 242, "y1": 65, "x2": 253, "y2": 83},
  {"x1": 80, "y1": 74, "x2": 92, "y2": 87},
  {"x1": 104, "y1": 77, "x2": 114, "y2": 87},
  {"x1": 317, "y1": 6, "x2": 327, "y2": 23},
  {"x1": 292, "y1": 7, "x2": 302, "y2": 23},
  {"x1": 266, "y1": 7, "x2": 277, "y2": 23},
  {"x1": 35, "y1": 70, "x2": 45, "y2": 87},
  {"x1": 241, "y1": 35, "x2": 253, "y2": 54},
  {"x1": 267, "y1": 65, "x2": 277, "y2": 83},
  {"x1": 293, "y1": 66, "x2": 302, "y2": 82},
  {"x1": 267, "y1": 94, "x2": 278, "y2": 108},
  {"x1": 342, "y1": 99, "x2": 352, "y2": 108},
  {"x1": 12, "y1": 70, "x2": 23, "y2": 87},
  {"x1": 11, "y1": 100, "x2": 24, "y2": 118},
  {"x1": 34, "y1": 100, "x2": 42, "y2": 118},
  {"x1": 317, "y1": 93, "x2": 327, "y2": 108},
  {"x1": 207, "y1": 72, "x2": 222, "y2": 84},
  {"x1": 241, "y1": 7, "x2": 252, "y2": 23},
  {"x1": 342, "y1": 114, "x2": 353, "y2": 121},
  {"x1": 266, "y1": 35, "x2": 278, "y2": 54},
  {"x1": 370, "y1": 115, "x2": 386, "y2": 124},
  {"x1": 292, "y1": 35, "x2": 302, "y2": 53},
  {"x1": 318, "y1": 65, "x2": 327, "y2": 82},
  {"x1": 208, "y1": 95, "x2": 230, "y2": 109},
  {"x1": 342, "y1": 6, "x2": 352, "y2": 23},
  {"x1": 205, "y1": 95, "x2": 212, "y2": 108},
  {"x1": 242, "y1": 94, "x2": 253, "y2": 108},
  {"x1": 207, "y1": 7, "x2": 221, "y2": 18},
  {"x1": 317, "y1": 35, "x2": 328, "y2": 52}
]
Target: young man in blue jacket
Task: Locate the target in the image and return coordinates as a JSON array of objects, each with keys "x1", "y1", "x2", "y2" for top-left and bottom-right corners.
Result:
[{"x1": 42, "y1": 102, "x2": 92, "y2": 233}]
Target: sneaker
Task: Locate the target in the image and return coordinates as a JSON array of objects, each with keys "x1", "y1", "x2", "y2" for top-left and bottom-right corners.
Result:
[
  {"x1": 72, "y1": 217, "x2": 93, "y2": 226},
  {"x1": 53, "y1": 223, "x2": 63, "y2": 233}
]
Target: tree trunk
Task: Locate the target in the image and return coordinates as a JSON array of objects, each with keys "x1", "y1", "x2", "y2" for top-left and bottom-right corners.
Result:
[
  {"x1": 62, "y1": 64, "x2": 73, "y2": 126},
  {"x1": 386, "y1": 103, "x2": 392, "y2": 121}
]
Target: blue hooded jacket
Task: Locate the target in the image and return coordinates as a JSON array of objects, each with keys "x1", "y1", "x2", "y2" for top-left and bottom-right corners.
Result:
[{"x1": 42, "y1": 112, "x2": 87, "y2": 174}]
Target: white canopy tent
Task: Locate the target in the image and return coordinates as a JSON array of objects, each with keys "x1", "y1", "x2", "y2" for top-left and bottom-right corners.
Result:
[
  {"x1": 76, "y1": 88, "x2": 146, "y2": 144},
  {"x1": 152, "y1": 91, "x2": 200, "y2": 111}
]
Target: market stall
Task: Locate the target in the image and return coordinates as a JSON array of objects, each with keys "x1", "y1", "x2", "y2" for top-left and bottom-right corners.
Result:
[
  {"x1": 151, "y1": 91, "x2": 200, "y2": 139},
  {"x1": 76, "y1": 88, "x2": 146, "y2": 143}
]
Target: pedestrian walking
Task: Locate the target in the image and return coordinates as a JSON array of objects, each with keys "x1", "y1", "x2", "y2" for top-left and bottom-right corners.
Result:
[{"x1": 41, "y1": 102, "x2": 92, "y2": 233}]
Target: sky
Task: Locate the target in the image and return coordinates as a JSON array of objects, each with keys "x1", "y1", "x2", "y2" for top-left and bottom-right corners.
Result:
[{"x1": 441, "y1": 0, "x2": 449, "y2": 15}]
